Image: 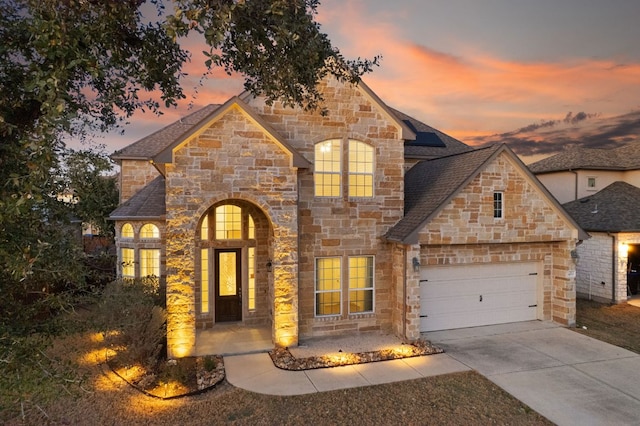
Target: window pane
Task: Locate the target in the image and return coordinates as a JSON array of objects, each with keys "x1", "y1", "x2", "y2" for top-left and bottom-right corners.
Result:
[
  {"x1": 121, "y1": 223, "x2": 134, "y2": 239},
  {"x1": 140, "y1": 249, "x2": 160, "y2": 278},
  {"x1": 315, "y1": 140, "x2": 341, "y2": 197},
  {"x1": 315, "y1": 257, "x2": 341, "y2": 316},
  {"x1": 349, "y1": 256, "x2": 374, "y2": 313},
  {"x1": 121, "y1": 248, "x2": 135, "y2": 278},
  {"x1": 219, "y1": 252, "x2": 237, "y2": 296},
  {"x1": 140, "y1": 223, "x2": 159, "y2": 239},
  {"x1": 248, "y1": 215, "x2": 255, "y2": 240},
  {"x1": 348, "y1": 141, "x2": 374, "y2": 198},
  {"x1": 200, "y1": 214, "x2": 209, "y2": 240},
  {"x1": 201, "y1": 249, "x2": 209, "y2": 313},
  {"x1": 248, "y1": 247, "x2": 255, "y2": 310},
  {"x1": 493, "y1": 192, "x2": 503, "y2": 219},
  {"x1": 215, "y1": 205, "x2": 242, "y2": 240}
]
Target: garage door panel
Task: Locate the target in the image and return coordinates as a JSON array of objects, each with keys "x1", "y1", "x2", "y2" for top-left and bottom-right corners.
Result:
[{"x1": 419, "y1": 262, "x2": 540, "y2": 332}]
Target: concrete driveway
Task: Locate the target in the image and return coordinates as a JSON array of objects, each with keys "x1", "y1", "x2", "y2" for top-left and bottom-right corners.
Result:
[{"x1": 425, "y1": 321, "x2": 640, "y2": 426}]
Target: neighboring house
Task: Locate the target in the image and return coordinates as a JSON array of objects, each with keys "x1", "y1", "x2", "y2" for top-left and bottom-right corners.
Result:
[
  {"x1": 529, "y1": 142, "x2": 640, "y2": 304},
  {"x1": 528, "y1": 142, "x2": 640, "y2": 204},
  {"x1": 563, "y1": 181, "x2": 640, "y2": 303},
  {"x1": 110, "y1": 78, "x2": 584, "y2": 358}
]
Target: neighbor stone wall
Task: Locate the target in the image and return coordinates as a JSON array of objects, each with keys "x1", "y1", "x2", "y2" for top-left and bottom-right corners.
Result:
[{"x1": 575, "y1": 233, "x2": 614, "y2": 303}]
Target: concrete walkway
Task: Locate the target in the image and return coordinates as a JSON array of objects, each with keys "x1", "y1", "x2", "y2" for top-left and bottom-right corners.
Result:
[
  {"x1": 426, "y1": 321, "x2": 640, "y2": 426},
  {"x1": 225, "y1": 321, "x2": 640, "y2": 425},
  {"x1": 225, "y1": 351, "x2": 470, "y2": 395}
]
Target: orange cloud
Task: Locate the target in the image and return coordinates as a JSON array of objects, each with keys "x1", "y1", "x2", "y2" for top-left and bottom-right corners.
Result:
[{"x1": 317, "y1": 0, "x2": 640, "y2": 143}]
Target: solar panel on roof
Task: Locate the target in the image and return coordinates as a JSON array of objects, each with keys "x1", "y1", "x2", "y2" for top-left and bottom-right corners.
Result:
[{"x1": 402, "y1": 119, "x2": 446, "y2": 147}]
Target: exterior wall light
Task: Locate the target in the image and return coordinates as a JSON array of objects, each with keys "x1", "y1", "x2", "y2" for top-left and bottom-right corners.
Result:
[
  {"x1": 620, "y1": 243, "x2": 629, "y2": 258},
  {"x1": 412, "y1": 257, "x2": 420, "y2": 272},
  {"x1": 266, "y1": 259, "x2": 273, "y2": 272}
]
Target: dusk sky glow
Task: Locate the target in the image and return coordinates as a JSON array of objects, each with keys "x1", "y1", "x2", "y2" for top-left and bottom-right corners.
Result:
[{"x1": 90, "y1": 0, "x2": 640, "y2": 163}]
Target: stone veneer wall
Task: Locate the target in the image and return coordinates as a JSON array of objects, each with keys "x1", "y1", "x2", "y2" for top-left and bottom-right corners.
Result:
[
  {"x1": 165, "y1": 106, "x2": 300, "y2": 357},
  {"x1": 576, "y1": 232, "x2": 640, "y2": 303},
  {"x1": 118, "y1": 160, "x2": 159, "y2": 203},
  {"x1": 407, "y1": 152, "x2": 578, "y2": 336},
  {"x1": 246, "y1": 79, "x2": 406, "y2": 338}
]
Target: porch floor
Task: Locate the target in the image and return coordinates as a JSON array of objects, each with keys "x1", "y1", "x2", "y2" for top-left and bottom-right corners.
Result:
[{"x1": 195, "y1": 323, "x2": 273, "y2": 356}]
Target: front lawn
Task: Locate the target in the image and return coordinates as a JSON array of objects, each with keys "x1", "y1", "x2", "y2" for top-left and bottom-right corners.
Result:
[
  {"x1": 1, "y1": 308, "x2": 552, "y2": 425},
  {"x1": 574, "y1": 298, "x2": 640, "y2": 354}
]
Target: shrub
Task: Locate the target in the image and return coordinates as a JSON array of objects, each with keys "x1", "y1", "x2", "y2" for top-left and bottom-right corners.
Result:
[{"x1": 96, "y1": 278, "x2": 166, "y2": 369}]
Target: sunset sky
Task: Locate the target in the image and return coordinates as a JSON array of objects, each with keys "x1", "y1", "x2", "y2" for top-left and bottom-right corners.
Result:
[{"x1": 94, "y1": 0, "x2": 640, "y2": 163}]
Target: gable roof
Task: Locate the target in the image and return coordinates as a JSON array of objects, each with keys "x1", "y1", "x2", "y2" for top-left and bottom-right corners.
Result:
[
  {"x1": 385, "y1": 145, "x2": 502, "y2": 244},
  {"x1": 385, "y1": 144, "x2": 587, "y2": 244},
  {"x1": 109, "y1": 176, "x2": 165, "y2": 220},
  {"x1": 528, "y1": 141, "x2": 640, "y2": 174},
  {"x1": 111, "y1": 104, "x2": 221, "y2": 160},
  {"x1": 153, "y1": 96, "x2": 311, "y2": 168},
  {"x1": 391, "y1": 109, "x2": 473, "y2": 159},
  {"x1": 562, "y1": 181, "x2": 640, "y2": 232}
]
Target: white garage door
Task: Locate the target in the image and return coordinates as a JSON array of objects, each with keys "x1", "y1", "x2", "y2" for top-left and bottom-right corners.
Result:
[{"x1": 420, "y1": 262, "x2": 540, "y2": 332}]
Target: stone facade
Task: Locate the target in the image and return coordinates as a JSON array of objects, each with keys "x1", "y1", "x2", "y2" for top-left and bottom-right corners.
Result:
[
  {"x1": 111, "y1": 79, "x2": 581, "y2": 359},
  {"x1": 411, "y1": 152, "x2": 578, "y2": 335}
]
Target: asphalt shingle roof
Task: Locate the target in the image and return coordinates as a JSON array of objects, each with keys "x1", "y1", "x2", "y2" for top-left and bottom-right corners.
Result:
[
  {"x1": 528, "y1": 141, "x2": 640, "y2": 174},
  {"x1": 111, "y1": 104, "x2": 221, "y2": 160},
  {"x1": 109, "y1": 176, "x2": 166, "y2": 219},
  {"x1": 562, "y1": 181, "x2": 640, "y2": 232},
  {"x1": 385, "y1": 145, "x2": 502, "y2": 243}
]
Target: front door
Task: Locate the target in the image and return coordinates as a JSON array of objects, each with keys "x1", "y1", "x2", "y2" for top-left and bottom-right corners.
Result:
[{"x1": 215, "y1": 248, "x2": 242, "y2": 322}]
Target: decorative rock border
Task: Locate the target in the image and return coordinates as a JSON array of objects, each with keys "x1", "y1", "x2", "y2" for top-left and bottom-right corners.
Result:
[{"x1": 269, "y1": 339, "x2": 444, "y2": 371}]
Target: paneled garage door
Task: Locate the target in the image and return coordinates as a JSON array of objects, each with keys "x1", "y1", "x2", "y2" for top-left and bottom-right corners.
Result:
[{"x1": 419, "y1": 262, "x2": 540, "y2": 332}]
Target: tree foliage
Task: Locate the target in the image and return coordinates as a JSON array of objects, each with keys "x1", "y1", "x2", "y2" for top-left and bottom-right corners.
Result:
[{"x1": 0, "y1": 0, "x2": 377, "y2": 330}]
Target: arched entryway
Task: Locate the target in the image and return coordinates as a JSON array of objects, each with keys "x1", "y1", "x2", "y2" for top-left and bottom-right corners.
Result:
[{"x1": 196, "y1": 200, "x2": 273, "y2": 329}]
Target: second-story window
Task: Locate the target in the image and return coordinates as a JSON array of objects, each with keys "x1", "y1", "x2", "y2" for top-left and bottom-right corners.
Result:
[
  {"x1": 314, "y1": 140, "x2": 342, "y2": 197},
  {"x1": 493, "y1": 192, "x2": 504, "y2": 219},
  {"x1": 314, "y1": 139, "x2": 375, "y2": 198},
  {"x1": 348, "y1": 141, "x2": 374, "y2": 198}
]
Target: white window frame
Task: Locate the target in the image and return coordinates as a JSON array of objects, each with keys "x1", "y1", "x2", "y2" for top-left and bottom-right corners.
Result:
[
  {"x1": 121, "y1": 223, "x2": 134, "y2": 239},
  {"x1": 315, "y1": 257, "x2": 342, "y2": 317},
  {"x1": 348, "y1": 256, "x2": 375, "y2": 314},
  {"x1": 121, "y1": 248, "x2": 135, "y2": 278},
  {"x1": 493, "y1": 191, "x2": 504, "y2": 219},
  {"x1": 348, "y1": 140, "x2": 374, "y2": 198},
  {"x1": 314, "y1": 140, "x2": 342, "y2": 197},
  {"x1": 140, "y1": 249, "x2": 160, "y2": 279},
  {"x1": 140, "y1": 223, "x2": 160, "y2": 239}
]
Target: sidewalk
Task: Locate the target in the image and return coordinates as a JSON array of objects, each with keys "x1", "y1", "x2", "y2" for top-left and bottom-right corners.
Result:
[{"x1": 224, "y1": 351, "x2": 470, "y2": 395}]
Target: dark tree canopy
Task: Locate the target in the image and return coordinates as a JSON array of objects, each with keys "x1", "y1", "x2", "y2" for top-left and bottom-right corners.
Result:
[{"x1": 0, "y1": 0, "x2": 377, "y2": 328}]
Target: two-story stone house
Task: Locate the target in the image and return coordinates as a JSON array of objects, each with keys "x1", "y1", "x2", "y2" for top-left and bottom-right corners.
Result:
[{"x1": 110, "y1": 78, "x2": 584, "y2": 358}]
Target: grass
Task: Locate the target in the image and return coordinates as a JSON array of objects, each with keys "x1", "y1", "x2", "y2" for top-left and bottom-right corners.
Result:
[
  {"x1": 573, "y1": 298, "x2": 640, "y2": 354},
  {"x1": 0, "y1": 306, "x2": 553, "y2": 425}
]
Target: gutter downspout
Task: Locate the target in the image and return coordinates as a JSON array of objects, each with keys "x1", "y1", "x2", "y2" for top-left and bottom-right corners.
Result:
[
  {"x1": 569, "y1": 169, "x2": 578, "y2": 200},
  {"x1": 402, "y1": 245, "x2": 407, "y2": 340},
  {"x1": 610, "y1": 233, "x2": 617, "y2": 303}
]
